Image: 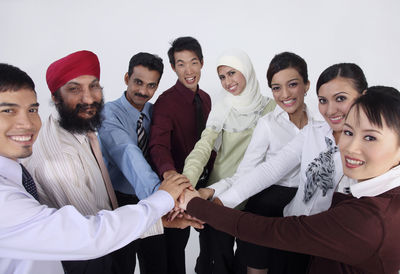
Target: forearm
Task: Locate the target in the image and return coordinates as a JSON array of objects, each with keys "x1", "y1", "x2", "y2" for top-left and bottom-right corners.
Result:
[{"x1": 182, "y1": 128, "x2": 219, "y2": 187}]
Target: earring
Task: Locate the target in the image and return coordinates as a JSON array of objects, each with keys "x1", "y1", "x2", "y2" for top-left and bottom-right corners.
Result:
[{"x1": 304, "y1": 92, "x2": 308, "y2": 97}]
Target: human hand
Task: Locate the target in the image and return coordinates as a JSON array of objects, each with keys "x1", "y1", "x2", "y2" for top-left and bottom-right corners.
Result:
[
  {"x1": 159, "y1": 174, "x2": 192, "y2": 201},
  {"x1": 212, "y1": 197, "x2": 224, "y2": 206},
  {"x1": 179, "y1": 189, "x2": 200, "y2": 211},
  {"x1": 198, "y1": 188, "x2": 215, "y2": 200},
  {"x1": 163, "y1": 170, "x2": 178, "y2": 179},
  {"x1": 162, "y1": 212, "x2": 204, "y2": 229}
]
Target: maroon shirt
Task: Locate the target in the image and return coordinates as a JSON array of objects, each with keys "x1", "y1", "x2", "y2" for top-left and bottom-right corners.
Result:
[
  {"x1": 149, "y1": 80, "x2": 212, "y2": 177},
  {"x1": 187, "y1": 188, "x2": 400, "y2": 274}
]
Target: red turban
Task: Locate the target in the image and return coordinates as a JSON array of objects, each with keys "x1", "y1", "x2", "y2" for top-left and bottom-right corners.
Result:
[{"x1": 46, "y1": 50, "x2": 100, "y2": 94}]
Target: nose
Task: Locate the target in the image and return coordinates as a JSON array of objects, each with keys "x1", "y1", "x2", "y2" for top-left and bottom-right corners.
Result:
[
  {"x1": 281, "y1": 86, "x2": 290, "y2": 99},
  {"x1": 326, "y1": 102, "x2": 336, "y2": 116},
  {"x1": 16, "y1": 111, "x2": 34, "y2": 130},
  {"x1": 81, "y1": 86, "x2": 95, "y2": 105},
  {"x1": 185, "y1": 64, "x2": 193, "y2": 75},
  {"x1": 341, "y1": 134, "x2": 361, "y2": 154}
]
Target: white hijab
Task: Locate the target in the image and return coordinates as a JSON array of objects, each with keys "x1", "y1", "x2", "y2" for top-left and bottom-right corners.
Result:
[{"x1": 206, "y1": 49, "x2": 269, "y2": 133}]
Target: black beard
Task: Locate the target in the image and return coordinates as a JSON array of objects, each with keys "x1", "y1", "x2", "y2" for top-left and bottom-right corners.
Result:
[{"x1": 55, "y1": 98, "x2": 104, "y2": 134}]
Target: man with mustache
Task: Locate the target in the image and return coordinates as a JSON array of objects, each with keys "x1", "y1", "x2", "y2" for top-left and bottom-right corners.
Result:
[
  {"x1": 24, "y1": 50, "x2": 121, "y2": 273},
  {"x1": 98, "y1": 52, "x2": 168, "y2": 273},
  {"x1": 0, "y1": 63, "x2": 200, "y2": 274}
]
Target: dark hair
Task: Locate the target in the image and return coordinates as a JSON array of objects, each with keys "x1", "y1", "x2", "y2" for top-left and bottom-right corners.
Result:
[
  {"x1": 0, "y1": 63, "x2": 35, "y2": 92},
  {"x1": 350, "y1": 86, "x2": 400, "y2": 139},
  {"x1": 316, "y1": 63, "x2": 367, "y2": 95},
  {"x1": 127, "y1": 52, "x2": 164, "y2": 81},
  {"x1": 167, "y1": 36, "x2": 203, "y2": 67},
  {"x1": 266, "y1": 52, "x2": 308, "y2": 88}
]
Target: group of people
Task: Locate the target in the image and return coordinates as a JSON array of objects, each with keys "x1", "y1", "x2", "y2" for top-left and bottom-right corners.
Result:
[{"x1": 0, "y1": 35, "x2": 399, "y2": 274}]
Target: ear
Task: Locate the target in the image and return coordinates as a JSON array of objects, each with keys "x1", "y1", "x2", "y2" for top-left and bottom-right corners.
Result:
[
  {"x1": 51, "y1": 94, "x2": 59, "y2": 105},
  {"x1": 200, "y1": 59, "x2": 204, "y2": 69},
  {"x1": 362, "y1": 89, "x2": 367, "y2": 95},
  {"x1": 304, "y1": 80, "x2": 310, "y2": 93},
  {"x1": 170, "y1": 63, "x2": 176, "y2": 73},
  {"x1": 124, "y1": 72, "x2": 130, "y2": 85}
]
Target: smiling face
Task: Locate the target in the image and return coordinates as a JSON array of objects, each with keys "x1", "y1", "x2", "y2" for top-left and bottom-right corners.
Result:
[
  {"x1": 270, "y1": 67, "x2": 309, "y2": 114},
  {"x1": 318, "y1": 77, "x2": 360, "y2": 134},
  {"x1": 172, "y1": 50, "x2": 203, "y2": 92},
  {"x1": 217, "y1": 65, "x2": 247, "y2": 96},
  {"x1": 339, "y1": 107, "x2": 400, "y2": 181},
  {"x1": 0, "y1": 89, "x2": 41, "y2": 160},
  {"x1": 125, "y1": 65, "x2": 160, "y2": 111}
]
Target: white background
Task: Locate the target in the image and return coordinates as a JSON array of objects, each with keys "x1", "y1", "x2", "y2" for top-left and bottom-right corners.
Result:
[{"x1": 1, "y1": 0, "x2": 399, "y2": 273}]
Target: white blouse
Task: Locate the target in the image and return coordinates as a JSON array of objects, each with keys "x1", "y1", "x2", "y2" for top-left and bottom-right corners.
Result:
[
  {"x1": 217, "y1": 120, "x2": 355, "y2": 216},
  {"x1": 209, "y1": 105, "x2": 316, "y2": 198}
]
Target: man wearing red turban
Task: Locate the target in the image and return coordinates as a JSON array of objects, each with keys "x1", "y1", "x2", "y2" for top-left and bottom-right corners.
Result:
[{"x1": 25, "y1": 50, "x2": 119, "y2": 274}]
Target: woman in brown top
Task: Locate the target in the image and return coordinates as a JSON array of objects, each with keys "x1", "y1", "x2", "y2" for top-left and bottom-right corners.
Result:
[{"x1": 180, "y1": 86, "x2": 400, "y2": 274}]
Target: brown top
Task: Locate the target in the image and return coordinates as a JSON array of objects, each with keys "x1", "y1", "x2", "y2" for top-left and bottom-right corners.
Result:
[{"x1": 187, "y1": 187, "x2": 400, "y2": 274}]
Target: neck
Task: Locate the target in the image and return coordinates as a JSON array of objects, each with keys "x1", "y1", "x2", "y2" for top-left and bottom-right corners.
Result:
[
  {"x1": 288, "y1": 105, "x2": 307, "y2": 129},
  {"x1": 333, "y1": 130, "x2": 341, "y2": 144}
]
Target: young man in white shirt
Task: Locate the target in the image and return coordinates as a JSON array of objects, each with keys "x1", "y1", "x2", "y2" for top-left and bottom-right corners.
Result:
[{"x1": 0, "y1": 63, "x2": 201, "y2": 274}]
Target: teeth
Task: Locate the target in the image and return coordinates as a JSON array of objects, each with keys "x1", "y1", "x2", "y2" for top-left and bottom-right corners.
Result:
[
  {"x1": 346, "y1": 158, "x2": 364, "y2": 165},
  {"x1": 10, "y1": 135, "x2": 32, "y2": 142},
  {"x1": 283, "y1": 99, "x2": 295, "y2": 105},
  {"x1": 330, "y1": 116, "x2": 343, "y2": 121},
  {"x1": 186, "y1": 77, "x2": 194, "y2": 81},
  {"x1": 229, "y1": 85, "x2": 237, "y2": 91}
]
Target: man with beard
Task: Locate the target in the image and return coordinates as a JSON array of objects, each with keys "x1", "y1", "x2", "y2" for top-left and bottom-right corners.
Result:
[
  {"x1": 98, "y1": 52, "x2": 168, "y2": 273},
  {"x1": 24, "y1": 50, "x2": 119, "y2": 274}
]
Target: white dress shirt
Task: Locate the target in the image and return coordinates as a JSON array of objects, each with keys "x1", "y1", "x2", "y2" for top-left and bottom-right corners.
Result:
[
  {"x1": 0, "y1": 155, "x2": 173, "y2": 274},
  {"x1": 209, "y1": 105, "x2": 316, "y2": 198},
  {"x1": 218, "y1": 120, "x2": 356, "y2": 216}
]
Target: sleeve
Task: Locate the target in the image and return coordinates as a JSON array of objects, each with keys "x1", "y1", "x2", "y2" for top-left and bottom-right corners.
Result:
[
  {"x1": 98, "y1": 114, "x2": 160, "y2": 200},
  {"x1": 0, "y1": 179, "x2": 174, "y2": 261},
  {"x1": 149, "y1": 99, "x2": 176, "y2": 177},
  {"x1": 182, "y1": 128, "x2": 219, "y2": 187},
  {"x1": 33, "y1": 153, "x2": 102, "y2": 216},
  {"x1": 187, "y1": 197, "x2": 382, "y2": 266},
  {"x1": 209, "y1": 118, "x2": 272, "y2": 198},
  {"x1": 217, "y1": 127, "x2": 305, "y2": 208}
]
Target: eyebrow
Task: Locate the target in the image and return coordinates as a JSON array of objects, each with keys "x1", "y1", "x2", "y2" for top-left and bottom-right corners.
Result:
[
  {"x1": 66, "y1": 78, "x2": 99, "y2": 85},
  {"x1": 0, "y1": 102, "x2": 39, "y2": 107},
  {"x1": 333, "y1": 91, "x2": 349, "y2": 97},
  {"x1": 344, "y1": 122, "x2": 383, "y2": 135},
  {"x1": 0, "y1": 103, "x2": 18, "y2": 107},
  {"x1": 176, "y1": 57, "x2": 199, "y2": 63}
]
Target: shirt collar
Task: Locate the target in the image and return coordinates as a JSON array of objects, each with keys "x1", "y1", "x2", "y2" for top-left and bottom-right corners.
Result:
[
  {"x1": 350, "y1": 165, "x2": 400, "y2": 198},
  {"x1": 0, "y1": 155, "x2": 22, "y2": 185},
  {"x1": 174, "y1": 80, "x2": 198, "y2": 104},
  {"x1": 120, "y1": 92, "x2": 152, "y2": 120},
  {"x1": 273, "y1": 104, "x2": 320, "y2": 125}
]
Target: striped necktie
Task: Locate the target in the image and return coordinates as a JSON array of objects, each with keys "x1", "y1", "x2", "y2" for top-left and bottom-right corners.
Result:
[
  {"x1": 20, "y1": 164, "x2": 40, "y2": 201},
  {"x1": 137, "y1": 113, "x2": 148, "y2": 156}
]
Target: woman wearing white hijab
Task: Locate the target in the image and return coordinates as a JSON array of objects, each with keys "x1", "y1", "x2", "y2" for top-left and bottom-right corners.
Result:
[{"x1": 183, "y1": 49, "x2": 276, "y2": 274}]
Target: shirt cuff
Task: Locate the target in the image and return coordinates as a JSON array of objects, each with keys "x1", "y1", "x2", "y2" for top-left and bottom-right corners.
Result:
[
  {"x1": 208, "y1": 179, "x2": 231, "y2": 199},
  {"x1": 140, "y1": 190, "x2": 175, "y2": 216},
  {"x1": 141, "y1": 219, "x2": 164, "y2": 238},
  {"x1": 217, "y1": 189, "x2": 242, "y2": 209}
]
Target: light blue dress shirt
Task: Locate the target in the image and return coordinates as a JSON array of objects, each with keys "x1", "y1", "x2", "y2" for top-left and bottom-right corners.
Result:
[{"x1": 98, "y1": 93, "x2": 160, "y2": 200}]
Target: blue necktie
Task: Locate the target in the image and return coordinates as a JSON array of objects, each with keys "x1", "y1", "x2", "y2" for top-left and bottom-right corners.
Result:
[{"x1": 20, "y1": 164, "x2": 39, "y2": 201}]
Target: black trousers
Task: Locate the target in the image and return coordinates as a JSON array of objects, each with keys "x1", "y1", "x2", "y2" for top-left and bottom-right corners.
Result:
[
  {"x1": 112, "y1": 191, "x2": 168, "y2": 274},
  {"x1": 238, "y1": 185, "x2": 310, "y2": 274},
  {"x1": 195, "y1": 224, "x2": 246, "y2": 274},
  {"x1": 62, "y1": 255, "x2": 113, "y2": 274},
  {"x1": 163, "y1": 226, "x2": 190, "y2": 274}
]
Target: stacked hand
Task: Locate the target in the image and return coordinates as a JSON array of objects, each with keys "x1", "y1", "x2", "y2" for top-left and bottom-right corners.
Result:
[{"x1": 159, "y1": 173, "x2": 224, "y2": 229}]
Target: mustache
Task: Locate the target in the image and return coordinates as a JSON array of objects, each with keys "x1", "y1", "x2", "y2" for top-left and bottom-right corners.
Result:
[
  {"x1": 134, "y1": 92, "x2": 149, "y2": 99},
  {"x1": 76, "y1": 102, "x2": 103, "y2": 112}
]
